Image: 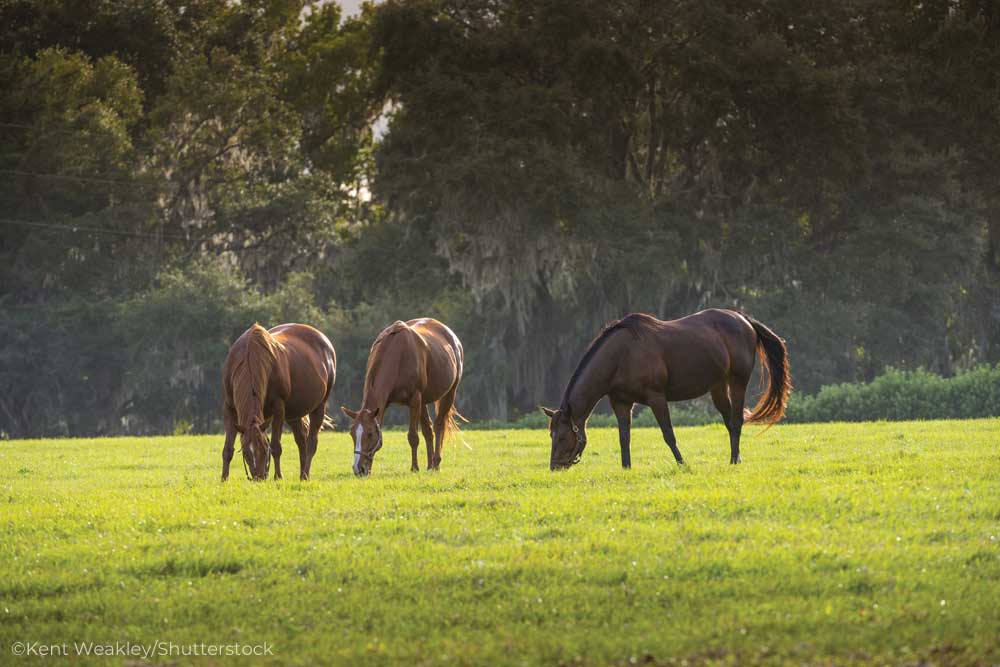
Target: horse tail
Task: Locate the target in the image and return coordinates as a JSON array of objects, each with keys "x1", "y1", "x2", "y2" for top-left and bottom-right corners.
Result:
[
  {"x1": 296, "y1": 414, "x2": 335, "y2": 432},
  {"x1": 744, "y1": 316, "x2": 791, "y2": 429},
  {"x1": 442, "y1": 403, "x2": 472, "y2": 450}
]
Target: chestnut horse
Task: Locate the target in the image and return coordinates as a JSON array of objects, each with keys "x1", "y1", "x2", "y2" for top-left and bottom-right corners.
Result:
[
  {"x1": 541, "y1": 309, "x2": 790, "y2": 470},
  {"x1": 341, "y1": 318, "x2": 465, "y2": 476},
  {"x1": 221, "y1": 323, "x2": 336, "y2": 481}
]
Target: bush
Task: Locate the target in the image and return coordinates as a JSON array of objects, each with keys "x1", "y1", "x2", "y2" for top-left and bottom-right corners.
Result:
[
  {"x1": 117, "y1": 262, "x2": 327, "y2": 434},
  {"x1": 787, "y1": 366, "x2": 1000, "y2": 422},
  {"x1": 465, "y1": 398, "x2": 721, "y2": 430},
  {"x1": 466, "y1": 365, "x2": 1000, "y2": 430}
]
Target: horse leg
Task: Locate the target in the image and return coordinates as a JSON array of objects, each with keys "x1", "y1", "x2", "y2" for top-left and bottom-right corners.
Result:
[
  {"x1": 407, "y1": 395, "x2": 422, "y2": 472},
  {"x1": 303, "y1": 405, "x2": 324, "y2": 480},
  {"x1": 420, "y1": 404, "x2": 434, "y2": 470},
  {"x1": 610, "y1": 398, "x2": 634, "y2": 469},
  {"x1": 290, "y1": 418, "x2": 308, "y2": 480},
  {"x1": 221, "y1": 406, "x2": 237, "y2": 482},
  {"x1": 648, "y1": 396, "x2": 684, "y2": 464},
  {"x1": 270, "y1": 402, "x2": 285, "y2": 480},
  {"x1": 431, "y1": 387, "x2": 457, "y2": 470},
  {"x1": 727, "y1": 378, "x2": 748, "y2": 465},
  {"x1": 710, "y1": 383, "x2": 739, "y2": 464}
]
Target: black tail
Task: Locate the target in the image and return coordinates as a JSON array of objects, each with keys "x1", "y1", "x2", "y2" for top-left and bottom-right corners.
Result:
[{"x1": 745, "y1": 316, "x2": 791, "y2": 428}]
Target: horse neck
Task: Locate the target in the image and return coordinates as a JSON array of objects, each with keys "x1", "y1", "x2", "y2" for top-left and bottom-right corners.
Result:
[
  {"x1": 234, "y1": 340, "x2": 276, "y2": 430},
  {"x1": 564, "y1": 382, "x2": 604, "y2": 429},
  {"x1": 361, "y1": 336, "x2": 404, "y2": 417},
  {"x1": 563, "y1": 334, "x2": 621, "y2": 427},
  {"x1": 360, "y1": 381, "x2": 389, "y2": 419}
]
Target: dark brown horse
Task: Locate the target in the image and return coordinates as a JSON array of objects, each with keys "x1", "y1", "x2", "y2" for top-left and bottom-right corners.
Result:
[
  {"x1": 221, "y1": 323, "x2": 336, "y2": 481},
  {"x1": 541, "y1": 309, "x2": 790, "y2": 469},
  {"x1": 341, "y1": 318, "x2": 465, "y2": 476}
]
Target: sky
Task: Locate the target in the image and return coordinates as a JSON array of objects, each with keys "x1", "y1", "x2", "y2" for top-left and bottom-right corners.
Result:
[{"x1": 338, "y1": 0, "x2": 367, "y2": 17}]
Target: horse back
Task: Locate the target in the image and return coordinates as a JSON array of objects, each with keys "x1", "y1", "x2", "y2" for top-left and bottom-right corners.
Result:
[
  {"x1": 407, "y1": 318, "x2": 463, "y2": 399},
  {"x1": 268, "y1": 323, "x2": 337, "y2": 418},
  {"x1": 659, "y1": 310, "x2": 756, "y2": 392},
  {"x1": 606, "y1": 310, "x2": 755, "y2": 401}
]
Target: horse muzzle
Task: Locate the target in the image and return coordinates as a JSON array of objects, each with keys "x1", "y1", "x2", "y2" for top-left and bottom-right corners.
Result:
[
  {"x1": 550, "y1": 457, "x2": 581, "y2": 471},
  {"x1": 242, "y1": 449, "x2": 270, "y2": 481},
  {"x1": 550, "y1": 453, "x2": 582, "y2": 471},
  {"x1": 550, "y1": 442, "x2": 585, "y2": 471},
  {"x1": 353, "y1": 457, "x2": 372, "y2": 477}
]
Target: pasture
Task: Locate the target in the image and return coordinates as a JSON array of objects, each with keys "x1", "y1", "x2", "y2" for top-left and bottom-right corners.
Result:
[{"x1": 2, "y1": 419, "x2": 998, "y2": 666}]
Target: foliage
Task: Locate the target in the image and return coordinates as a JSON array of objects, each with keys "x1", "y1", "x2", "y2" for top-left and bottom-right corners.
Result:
[
  {"x1": 493, "y1": 400, "x2": 718, "y2": 431},
  {"x1": 116, "y1": 261, "x2": 322, "y2": 434},
  {"x1": 476, "y1": 365, "x2": 1000, "y2": 429},
  {"x1": 368, "y1": 0, "x2": 997, "y2": 418},
  {"x1": 787, "y1": 365, "x2": 1000, "y2": 423},
  {"x1": 1, "y1": 420, "x2": 999, "y2": 665},
  {"x1": 2, "y1": 1, "x2": 1000, "y2": 436}
]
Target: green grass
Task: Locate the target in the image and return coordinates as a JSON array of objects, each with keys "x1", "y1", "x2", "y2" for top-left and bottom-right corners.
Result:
[{"x1": 1, "y1": 420, "x2": 999, "y2": 666}]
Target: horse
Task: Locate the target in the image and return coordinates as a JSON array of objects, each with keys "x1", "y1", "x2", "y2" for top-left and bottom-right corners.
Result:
[
  {"x1": 221, "y1": 323, "x2": 337, "y2": 481},
  {"x1": 540, "y1": 309, "x2": 790, "y2": 470},
  {"x1": 341, "y1": 318, "x2": 465, "y2": 476}
]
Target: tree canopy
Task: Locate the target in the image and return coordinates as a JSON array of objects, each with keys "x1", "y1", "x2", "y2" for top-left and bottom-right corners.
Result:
[{"x1": 1, "y1": 0, "x2": 998, "y2": 436}]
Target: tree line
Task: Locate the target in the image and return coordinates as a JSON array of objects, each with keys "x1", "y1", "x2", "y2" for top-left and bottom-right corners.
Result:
[{"x1": 1, "y1": 0, "x2": 998, "y2": 437}]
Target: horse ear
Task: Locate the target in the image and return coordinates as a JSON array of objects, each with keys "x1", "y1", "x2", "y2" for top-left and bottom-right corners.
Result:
[
  {"x1": 539, "y1": 406, "x2": 557, "y2": 419},
  {"x1": 341, "y1": 405, "x2": 358, "y2": 420}
]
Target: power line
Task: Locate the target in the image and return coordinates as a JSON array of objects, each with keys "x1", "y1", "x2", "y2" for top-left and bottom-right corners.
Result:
[
  {"x1": 0, "y1": 217, "x2": 214, "y2": 242},
  {"x1": 0, "y1": 168, "x2": 157, "y2": 188},
  {"x1": 0, "y1": 217, "x2": 283, "y2": 253},
  {"x1": 0, "y1": 122, "x2": 81, "y2": 135}
]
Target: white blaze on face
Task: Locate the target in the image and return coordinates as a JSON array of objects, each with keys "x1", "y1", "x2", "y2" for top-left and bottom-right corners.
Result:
[{"x1": 353, "y1": 424, "x2": 363, "y2": 469}]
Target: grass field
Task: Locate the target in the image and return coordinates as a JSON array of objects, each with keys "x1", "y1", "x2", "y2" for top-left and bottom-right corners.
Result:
[{"x1": 1, "y1": 419, "x2": 998, "y2": 666}]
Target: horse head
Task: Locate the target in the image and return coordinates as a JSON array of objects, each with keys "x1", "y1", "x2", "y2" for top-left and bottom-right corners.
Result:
[
  {"x1": 540, "y1": 406, "x2": 586, "y2": 470},
  {"x1": 236, "y1": 419, "x2": 271, "y2": 480},
  {"x1": 341, "y1": 406, "x2": 383, "y2": 476}
]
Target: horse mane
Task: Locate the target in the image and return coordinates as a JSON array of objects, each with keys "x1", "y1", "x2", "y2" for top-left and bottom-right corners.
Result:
[
  {"x1": 364, "y1": 321, "x2": 410, "y2": 391},
  {"x1": 560, "y1": 313, "x2": 660, "y2": 414},
  {"x1": 231, "y1": 323, "x2": 279, "y2": 430}
]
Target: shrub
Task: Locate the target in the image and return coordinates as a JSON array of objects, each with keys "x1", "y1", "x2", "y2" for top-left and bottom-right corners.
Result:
[
  {"x1": 786, "y1": 365, "x2": 1000, "y2": 422},
  {"x1": 468, "y1": 365, "x2": 1000, "y2": 430},
  {"x1": 467, "y1": 398, "x2": 721, "y2": 430}
]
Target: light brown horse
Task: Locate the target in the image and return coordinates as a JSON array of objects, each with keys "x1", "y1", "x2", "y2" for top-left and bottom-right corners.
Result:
[
  {"x1": 341, "y1": 318, "x2": 465, "y2": 476},
  {"x1": 541, "y1": 309, "x2": 790, "y2": 469},
  {"x1": 221, "y1": 323, "x2": 336, "y2": 481}
]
